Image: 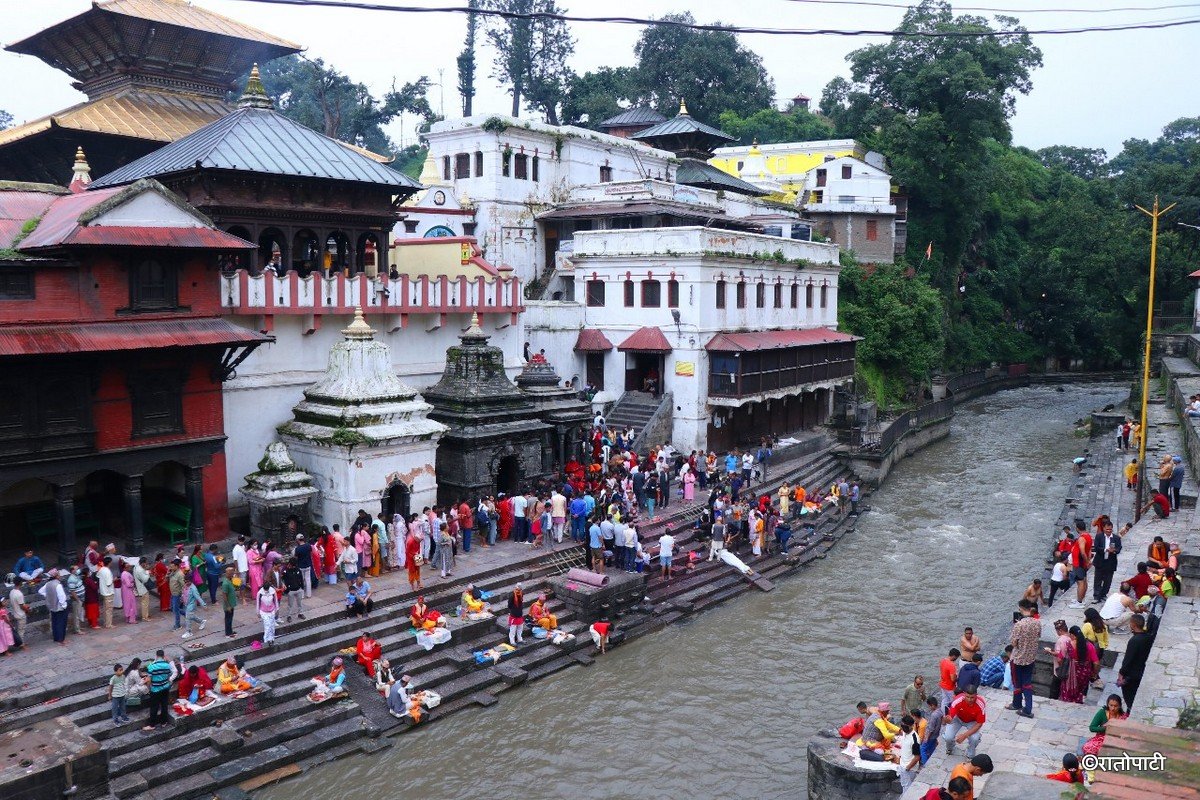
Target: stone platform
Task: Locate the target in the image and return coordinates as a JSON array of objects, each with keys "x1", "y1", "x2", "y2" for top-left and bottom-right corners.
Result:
[{"x1": 0, "y1": 718, "x2": 108, "y2": 800}]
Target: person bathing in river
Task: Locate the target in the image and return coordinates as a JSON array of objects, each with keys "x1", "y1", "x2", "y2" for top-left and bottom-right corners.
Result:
[{"x1": 959, "y1": 627, "x2": 981, "y2": 665}]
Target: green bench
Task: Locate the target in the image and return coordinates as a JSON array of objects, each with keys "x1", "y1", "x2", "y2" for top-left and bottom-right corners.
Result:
[
  {"x1": 147, "y1": 500, "x2": 192, "y2": 545},
  {"x1": 25, "y1": 500, "x2": 100, "y2": 546}
]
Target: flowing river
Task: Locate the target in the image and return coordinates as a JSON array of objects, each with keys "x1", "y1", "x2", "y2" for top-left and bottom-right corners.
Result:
[{"x1": 257, "y1": 384, "x2": 1125, "y2": 800}]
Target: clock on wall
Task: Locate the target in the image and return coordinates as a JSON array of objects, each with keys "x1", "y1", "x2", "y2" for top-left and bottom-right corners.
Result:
[{"x1": 433, "y1": 190, "x2": 446, "y2": 206}]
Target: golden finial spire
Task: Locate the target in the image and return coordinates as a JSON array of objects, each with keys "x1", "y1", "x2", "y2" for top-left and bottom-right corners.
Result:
[
  {"x1": 69, "y1": 146, "x2": 91, "y2": 193},
  {"x1": 238, "y1": 64, "x2": 275, "y2": 110},
  {"x1": 679, "y1": 99, "x2": 689, "y2": 116}
]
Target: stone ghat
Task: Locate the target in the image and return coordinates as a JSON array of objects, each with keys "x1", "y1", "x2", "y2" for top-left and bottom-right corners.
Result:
[{"x1": 0, "y1": 443, "x2": 858, "y2": 800}]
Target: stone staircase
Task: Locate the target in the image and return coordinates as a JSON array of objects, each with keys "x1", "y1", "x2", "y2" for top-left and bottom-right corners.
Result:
[
  {"x1": 0, "y1": 439, "x2": 857, "y2": 800},
  {"x1": 605, "y1": 390, "x2": 661, "y2": 434}
]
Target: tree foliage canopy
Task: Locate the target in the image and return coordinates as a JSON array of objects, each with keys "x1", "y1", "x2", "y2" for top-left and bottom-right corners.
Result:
[
  {"x1": 716, "y1": 108, "x2": 834, "y2": 146},
  {"x1": 0, "y1": 109, "x2": 11, "y2": 130},
  {"x1": 481, "y1": 0, "x2": 575, "y2": 123},
  {"x1": 258, "y1": 56, "x2": 432, "y2": 158}
]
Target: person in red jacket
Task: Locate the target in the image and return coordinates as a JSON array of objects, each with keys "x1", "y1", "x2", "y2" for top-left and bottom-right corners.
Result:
[
  {"x1": 177, "y1": 665, "x2": 213, "y2": 701},
  {"x1": 356, "y1": 631, "x2": 382, "y2": 678}
]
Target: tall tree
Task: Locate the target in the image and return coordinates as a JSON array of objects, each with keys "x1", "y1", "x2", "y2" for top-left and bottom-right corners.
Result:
[
  {"x1": 482, "y1": 0, "x2": 575, "y2": 123},
  {"x1": 0, "y1": 109, "x2": 12, "y2": 130},
  {"x1": 633, "y1": 13, "x2": 775, "y2": 123},
  {"x1": 457, "y1": 0, "x2": 481, "y2": 116},
  {"x1": 820, "y1": 0, "x2": 1042, "y2": 296},
  {"x1": 1036, "y1": 145, "x2": 1108, "y2": 181},
  {"x1": 258, "y1": 56, "x2": 432, "y2": 156},
  {"x1": 560, "y1": 67, "x2": 642, "y2": 128}
]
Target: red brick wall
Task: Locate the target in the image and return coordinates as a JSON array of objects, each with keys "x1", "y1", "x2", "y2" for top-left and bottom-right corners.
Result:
[
  {"x1": 93, "y1": 355, "x2": 225, "y2": 450},
  {"x1": 0, "y1": 251, "x2": 220, "y2": 324},
  {"x1": 203, "y1": 452, "x2": 229, "y2": 543}
]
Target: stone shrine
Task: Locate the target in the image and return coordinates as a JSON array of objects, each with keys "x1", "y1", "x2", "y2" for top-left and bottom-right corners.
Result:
[
  {"x1": 279, "y1": 309, "x2": 445, "y2": 529},
  {"x1": 239, "y1": 441, "x2": 318, "y2": 541},
  {"x1": 424, "y1": 314, "x2": 553, "y2": 504},
  {"x1": 515, "y1": 355, "x2": 592, "y2": 467}
]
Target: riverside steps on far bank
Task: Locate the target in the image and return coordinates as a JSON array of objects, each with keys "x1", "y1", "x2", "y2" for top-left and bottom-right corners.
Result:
[
  {"x1": 0, "y1": 434, "x2": 865, "y2": 800},
  {"x1": 808, "y1": 377, "x2": 1200, "y2": 800}
]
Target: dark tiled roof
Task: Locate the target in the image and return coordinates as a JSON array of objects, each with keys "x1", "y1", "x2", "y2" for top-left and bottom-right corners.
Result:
[
  {"x1": 675, "y1": 159, "x2": 766, "y2": 196},
  {"x1": 598, "y1": 107, "x2": 667, "y2": 129},
  {"x1": 633, "y1": 114, "x2": 735, "y2": 143},
  {"x1": 90, "y1": 107, "x2": 421, "y2": 190}
]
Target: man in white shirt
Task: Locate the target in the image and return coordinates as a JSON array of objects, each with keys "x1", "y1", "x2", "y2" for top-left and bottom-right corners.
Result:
[
  {"x1": 549, "y1": 490, "x2": 566, "y2": 544},
  {"x1": 7, "y1": 579, "x2": 29, "y2": 644},
  {"x1": 741, "y1": 452, "x2": 754, "y2": 486},
  {"x1": 709, "y1": 519, "x2": 727, "y2": 562},
  {"x1": 658, "y1": 528, "x2": 675, "y2": 581},
  {"x1": 97, "y1": 557, "x2": 116, "y2": 629},
  {"x1": 511, "y1": 493, "x2": 528, "y2": 543}
]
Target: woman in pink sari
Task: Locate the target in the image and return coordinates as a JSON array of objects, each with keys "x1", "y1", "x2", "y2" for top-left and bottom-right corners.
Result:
[
  {"x1": 120, "y1": 563, "x2": 138, "y2": 624},
  {"x1": 683, "y1": 468, "x2": 696, "y2": 501},
  {"x1": 0, "y1": 607, "x2": 17, "y2": 654},
  {"x1": 247, "y1": 541, "x2": 265, "y2": 599},
  {"x1": 1058, "y1": 626, "x2": 1099, "y2": 704}
]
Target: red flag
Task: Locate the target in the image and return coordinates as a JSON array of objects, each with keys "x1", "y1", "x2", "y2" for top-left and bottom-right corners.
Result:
[{"x1": 924, "y1": 241, "x2": 933, "y2": 260}]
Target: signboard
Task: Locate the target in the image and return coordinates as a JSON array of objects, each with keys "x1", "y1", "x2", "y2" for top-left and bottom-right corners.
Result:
[
  {"x1": 460, "y1": 242, "x2": 472, "y2": 264},
  {"x1": 675, "y1": 361, "x2": 695, "y2": 377}
]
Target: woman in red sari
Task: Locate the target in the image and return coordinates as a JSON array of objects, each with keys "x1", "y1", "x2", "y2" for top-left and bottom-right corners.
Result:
[
  {"x1": 319, "y1": 527, "x2": 339, "y2": 585},
  {"x1": 497, "y1": 494, "x2": 514, "y2": 541},
  {"x1": 1058, "y1": 626, "x2": 1100, "y2": 704},
  {"x1": 153, "y1": 553, "x2": 171, "y2": 612}
]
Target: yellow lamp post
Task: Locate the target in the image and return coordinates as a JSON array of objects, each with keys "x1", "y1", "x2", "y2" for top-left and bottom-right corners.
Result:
[{"x1": 1133, "y1": 196, "x2": 1176, "y2": 520}]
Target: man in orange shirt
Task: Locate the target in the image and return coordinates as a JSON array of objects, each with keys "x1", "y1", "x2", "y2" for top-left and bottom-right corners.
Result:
[
  {"x1": 939, "y1": 647, "x2": 961, "y2": 710},
  {"x1": 948, "y1": 754, "x2": 993, "y2": 800}
]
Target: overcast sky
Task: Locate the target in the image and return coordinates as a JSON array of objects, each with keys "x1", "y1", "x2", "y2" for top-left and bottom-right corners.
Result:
[{"x1": 2, "y1": 0, "x2": 1197, "y2": 158}]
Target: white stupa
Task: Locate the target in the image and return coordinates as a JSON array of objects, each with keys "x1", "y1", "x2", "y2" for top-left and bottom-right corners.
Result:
[{"x1": 279, "y1": 308, "x2": 446, "y2": 529}]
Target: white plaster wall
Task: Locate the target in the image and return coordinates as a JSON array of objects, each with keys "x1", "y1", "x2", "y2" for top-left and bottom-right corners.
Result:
[
  {"x1": 91, "y1": 191, "x2": 205, "y2": 227},
  {"x1": 222, "y1": 312, "x2": 524, "y2": 514}
]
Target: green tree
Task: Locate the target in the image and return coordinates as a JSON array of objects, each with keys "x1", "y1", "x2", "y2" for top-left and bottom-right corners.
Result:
[
  {"x1": 457, "y1": 0, "x2": 482, "y2": 116},
  {"x1": 633, "y1": 13, "x2": 775, "y2": 123},
  {"x1": 821, "y1": 0, "x2": 1042, "y2": 294},
  {"x1": 258, "y1": 56, "x2": 432, "y2": 157},
  {"x1": 839, "y1": 256, "x2": 946, "y2": 404},
  {"x1": 1036, "y1": 145, "x2": 1108, "y2": 181},
  {"x1": 560, "y1": 67, "x2": 643, "y2": 128},
  {"x1": 0, "y1": 109, "x2": 11, "y2": 130},
  {"x1": 482, "y1": 0, "x2": 575, "y2": 123},
  {"x1": 716, "y1": 108, "x2": 834, "y2": 146}
]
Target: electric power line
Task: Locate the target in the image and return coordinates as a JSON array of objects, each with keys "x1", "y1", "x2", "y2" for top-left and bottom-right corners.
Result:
[
  {"x1": 778, "y1": 0, "x2": 1200, "y2": 15},
  {"x1": 225, "y1": 0, "x2": 1200, "y2": 36}
]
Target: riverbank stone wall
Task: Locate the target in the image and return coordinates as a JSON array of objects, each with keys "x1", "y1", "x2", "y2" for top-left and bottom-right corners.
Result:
[
  {"x1": 0, "y1": 718, "x2": 108, "y2": 800},
  {"x1": 807, "y1": 737, "x2": 900, "y2": 800}
]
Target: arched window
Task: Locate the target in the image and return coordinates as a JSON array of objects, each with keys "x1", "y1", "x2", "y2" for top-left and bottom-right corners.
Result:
[
  {"x1": 736, "y1": 281, "x2": 746, "y2": 309},
  {"x1": 641, "y1": 279, "x2": 661, "y2": 308},
  {"x1": 715, "y1": 280, "x2": 726, "y2": 309},
  {"x1": 805, "y1": 283, "x2": 814, "y2": 309},
  {"x1": 755, "y1": 282, "x2": 765, "y2": 308},
  {"x1": 623, "y1": 279, "x2": 635, "y2": 307},
  {"x1": 820, "y1": 284, "x2": 829, "y2": 308},
  {"x1": 667, "y1": 279, "x2": 680, "y2": 308}
]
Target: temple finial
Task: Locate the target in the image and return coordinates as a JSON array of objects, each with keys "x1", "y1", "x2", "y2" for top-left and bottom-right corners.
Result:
[
  {"x1": 679, "y1": 99, "x2": 689, "y2": 116},
  {"x1": 238, "y1": 64, "x2": 275, "y2": 110},
  {"x1": 342, "y1": 307, "x2": 375, "y2": 339},
  {"x1": 69, "y1": 146, "x2": 91, "y2": 193}
]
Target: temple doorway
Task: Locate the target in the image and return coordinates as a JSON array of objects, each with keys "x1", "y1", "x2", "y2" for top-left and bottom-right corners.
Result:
[
  {"x1": 381, "y1": 481, "x2": 411, "y2": 520},
  {"x1": 495, "y1": 455, "x2": 520, "y2": 496}
]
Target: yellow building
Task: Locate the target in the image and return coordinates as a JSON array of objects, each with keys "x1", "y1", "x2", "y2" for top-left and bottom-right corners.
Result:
[{"x1": 710, "y1": 139, "x2": 863, "y2": 202}]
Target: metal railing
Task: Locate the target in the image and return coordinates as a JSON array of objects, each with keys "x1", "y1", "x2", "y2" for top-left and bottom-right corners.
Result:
[{"x1": 852, "y1": 397, "x2": 953, "y2": 454}]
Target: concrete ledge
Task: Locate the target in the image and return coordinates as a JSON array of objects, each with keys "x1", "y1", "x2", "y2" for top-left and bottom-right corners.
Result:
[
  {"x1": 978, "y1": 771, "x2": 1070, "y2": 800},
  {"x1": 807, "y1": 737, "x2": 899, "y2": 800}
]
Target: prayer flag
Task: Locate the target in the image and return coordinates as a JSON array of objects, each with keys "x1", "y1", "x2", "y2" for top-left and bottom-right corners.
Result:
[{"x1": 925, "y1": 241, "x2": 933, "y2": 260}]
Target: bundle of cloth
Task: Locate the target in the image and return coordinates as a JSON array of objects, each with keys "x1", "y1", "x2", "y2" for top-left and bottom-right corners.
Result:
[
  {"x1": 473, "y1": 643, "x2": 516, "y2": 665},
  {"x1": 308, "y1": 657, "x2": 348, "y2": 703}
]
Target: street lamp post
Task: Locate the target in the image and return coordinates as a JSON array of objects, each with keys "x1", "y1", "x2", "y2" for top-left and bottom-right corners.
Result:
[{"x1": 1133, "y1": 197, "x2": 1176, "y2": 521}]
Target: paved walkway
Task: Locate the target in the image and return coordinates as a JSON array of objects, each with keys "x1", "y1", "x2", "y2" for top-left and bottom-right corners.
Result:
[{"x1": 0, "y1": 538, "x2": 551, "y2": 698}]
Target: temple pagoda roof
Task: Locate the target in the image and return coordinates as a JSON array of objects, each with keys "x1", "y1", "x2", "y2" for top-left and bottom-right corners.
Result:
[
  {"x1": 90, "y1": 70, "x2": 420, "y2": 191},
  {"x1": 598, "y1": 106, "x2": 667, "y2": 130},
  {"x1": 6, "y1": 0, "x2": 300, "y2": 99},
  {"x1": 632, "y1": 101, "x2": 736, "y2": 158}
]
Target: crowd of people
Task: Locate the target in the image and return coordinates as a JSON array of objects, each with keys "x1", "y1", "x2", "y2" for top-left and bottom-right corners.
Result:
[{"x1": 836, "y1": 500, "x2": 1187, "y2": 795}]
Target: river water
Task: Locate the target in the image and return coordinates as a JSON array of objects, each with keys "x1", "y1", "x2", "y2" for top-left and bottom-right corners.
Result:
[{"x1": 257, "y1": 384, "x2": 1125, "y2": 800}]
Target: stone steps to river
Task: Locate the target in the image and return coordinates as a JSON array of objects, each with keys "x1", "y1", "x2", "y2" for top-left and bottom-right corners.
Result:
[{"x1": 2, "y1": 436, "x2": 856, "y2": 800}]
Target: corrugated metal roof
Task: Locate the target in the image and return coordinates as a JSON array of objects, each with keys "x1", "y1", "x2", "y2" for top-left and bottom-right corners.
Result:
[
  {"x1": 675, "y1": 159, "x2": 766, "y2": 196},
  {"x1": 17, "y1": 180, "x2": 252, "y2": 251},
  {"x1": 617, "y1": 326, "x2": 673, "y2": 353},
  {"x1": 0, "y1": 317, "x2": 270, "y2": 357},
  {"x1": 633, "y1": 114, "x2": 735, "y2": 143},
  {"x1": 599, "y1": 107, "x2": 667, "y2": 128},
  {"x1": 0, "y1": 189, "x2": 60, "y2": 248},
  {"x1": 97, "y1": 0, "x2": 301, "y2": 49},
  {"x1": 574, "y1": 329, "x2": 615, "y2": 352},
  {"x1": 704, "y1": 328, "x2": 860, "y2": 352},
  {"x1": 90, "y1": 107, "x2": 420, "y2": 190},
  {"x1": 0, "y1": 91, "x2": 233, "y2": 149}
]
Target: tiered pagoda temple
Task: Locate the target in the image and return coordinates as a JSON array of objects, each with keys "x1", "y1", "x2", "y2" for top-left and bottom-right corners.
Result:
[
  {"x1": 424, "y1": 315, "x2": 552, "y2": 504},
  {"x1": 0, "y1": 0, "x2": 301, "y2": 183}
]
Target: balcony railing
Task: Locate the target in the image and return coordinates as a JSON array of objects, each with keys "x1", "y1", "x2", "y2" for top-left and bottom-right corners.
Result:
[
  {"x1": 709, "y1": 358, "x2": 855, "y2": 397},
  {"x1": 220, "y1": 269, "x2": 523, "y2": 318}
]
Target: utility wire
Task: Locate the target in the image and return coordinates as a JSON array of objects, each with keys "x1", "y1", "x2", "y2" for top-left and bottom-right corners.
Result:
[
  {"x1": 778, "y1": 0, "x2": 1200, "y2": 14},
  {"x1": 227, "y1": 0, "x2": 1200, "y2": 36}
]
